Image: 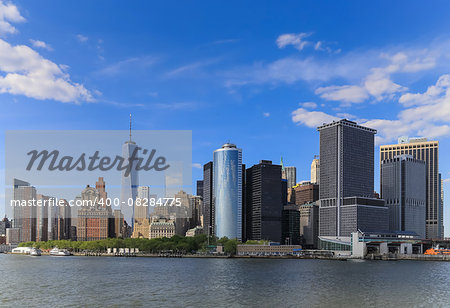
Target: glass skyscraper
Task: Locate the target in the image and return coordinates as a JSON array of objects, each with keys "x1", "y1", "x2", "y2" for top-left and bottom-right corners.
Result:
[
  {"x1": 213, "y1": 143, "x2": 242, "y2": 240},
  {"x1": 121, "y1": 131, "x2": 139, "y2": 229}
]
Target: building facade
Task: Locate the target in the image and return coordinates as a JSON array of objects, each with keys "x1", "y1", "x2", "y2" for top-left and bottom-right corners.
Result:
[
  {"x1": 77, "y1": 183, "x2": 112, "y2": 241},
  {"x1": 245, "y1": 160, "x2": 283, "y2": 243},
  {"x1": 13, "y1": 179, "x2": 37, "y2": 243},
  {"x1": 380, "y1": 137, "x2": 442, "y2": 238},
  {"x1": 213, "y1": 143, "x2": 243, "y2": 240},
  {"x1": 282, "y1": 204, "x2": 301, "y2": 245},
  {"x1": 318, "y1": 119, "x2": 388, "y2": 237},
  {"x1": 311, "y1": 157, "x2": 320, "y2": 184},
  {"x1": 202, "y1": 162, "x2": 214, "y2": 237},
  {"x1": 294, "y1": 182, "x2": 319, "y2": 206},
  {"x1": 299, "y1": 202, "x2": 319, "y2": 249},
  {"x1": 149, "y1": 217, "x2": 176, "y2": 239},
  {"x1": 381, "y1": 155, "x2": 426, "y2": 238},
  {"x1": 121, "y1": 134, "x2": 139, "y2": 229},
  {"x1": 283, "y1": 166, "x2": 297, "y2": 190}
]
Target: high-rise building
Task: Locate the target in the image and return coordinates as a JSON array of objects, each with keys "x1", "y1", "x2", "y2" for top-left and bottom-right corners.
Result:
[
  {"x1": 294, "y1": 182, "x2": 319, "y2": 206},
  {"x1": 282, "y1": 204, "x2": 301, "y2": 245},
  {"x1": 318, "y1": 119, "x2": 388, "y2": 237},
  {"x1": 189, "y1": 195, "x2": 203, "y2": 228},
  {"x1": 245, "y1": 160, "x2": 283, "y2": 242},
  {"x1": 283, "y1": 166, "x2": 297, "y2": 189},
  {"x1": 381, "y1": 155, "x2": 426, "y2": 238},
  {"x1": 380, "y1": 137, "x2": 442, "y2": 239},
  {"x1": 311, "y1": 157, "x2": 320, "y2": 184},
  {"x1": 35, "y1": 194, "x2": 50, "y2": 242},
  {"x1": 202, "y1": 162, "x2": 214, "y2": 237},
  {"x1": 136, "y1": 186, "x2": 150, "y2": 220},
  {"x1": 77, "y1": 179, "x2": 112, "y2": 241},
  {"x1": 213, "y1": 143, "x2": 243, "y2": 240},
  {"x1": 56, "y1": 199, "x2": 71, "y2": 240},
  {"x1": 114, "y1": 209, "x2": 125, "y2": 238},
  {"x1": 0, "y1": 216, "x2": 11, "y2": 236},
  {"x1": 131, "y1": 186, "x2": 151, "y2": 239},
  {"x1": 196, "y1": 180, "x2": 204, "y2": 198},
  {"x1": 299, "y1": 202, "x2": 319, "y2": 249},
  {"x1": 13, "y1": 179, "x2": 37, "y2": 242},
  {"x1": 121, "y1": 115, "x2": 139, "y2": 229},
  {"x1": 440, "y1": 174, "x2": 444, "y2": 237}
]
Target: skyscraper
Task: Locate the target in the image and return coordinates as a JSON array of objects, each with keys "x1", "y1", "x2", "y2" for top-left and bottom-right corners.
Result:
[
  {"x1": 202, "y1": 162, "x2": 214, "y2": 236},
  {"x1": 136, "y1": 186, "x2": 150, "y2": 220},
  {"x1": 381, "y1": 155, "x2": 426, "y2": 238},
  {"x1": 13, "y1": 179, "x2": 37, "y2": 242},
  {"x1": 283, "y1": 166, "x2": 297, "y2": 189},
  {"x1": 311, "y1": 157, "x2": 320, "y2": 184},
  {"x1": 121, "y1": 115, "x2": 139, "y2": 229},
  {"x1": 318, "y1": 119, "x2": 388, "y2": 237},
  {"x1": 213, "y1": 143, "x2": 243, "y2": 240},
  {"x1": 36, "y1": 194, "x2": 49, "y2": 242},
  {"x1": 380, "y1": 137, "x2": 442, "y2": 239},
  {"x1": 245, "y1": 160, "x2": 283, "y2": 242},
  {"x1": 196, "y1": 180, "x2": 204, "y2": 197},
  {"x1": 77, "y1": 179, "x2": 112, "y2": 241}
]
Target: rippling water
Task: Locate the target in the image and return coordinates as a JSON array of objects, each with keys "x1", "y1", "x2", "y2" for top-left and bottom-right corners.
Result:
[{"x1": 1, "y1": 254, "x2": 450, "y2": 307}]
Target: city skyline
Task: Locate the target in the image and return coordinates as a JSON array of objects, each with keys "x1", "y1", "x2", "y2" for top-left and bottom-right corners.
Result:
[{"x1": 0, "y1": 1, "x2": 449, "y2": 236}]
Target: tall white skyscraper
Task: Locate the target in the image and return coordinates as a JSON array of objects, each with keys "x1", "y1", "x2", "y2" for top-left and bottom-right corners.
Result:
[
  {"x1": 120, "y1": 115, "x2": 139, "y2": 228},
  {"x1": 136, "y1": 186, "x2": 150, "y2": 220},
  {"x1": 311, "y1": 157, "x2": 320, "y2": 184},
  {"x1": 213, "y1": 143, "x2": 242, "y2": 240}
]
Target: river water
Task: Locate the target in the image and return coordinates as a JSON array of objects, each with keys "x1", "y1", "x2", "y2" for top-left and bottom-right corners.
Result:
[{"x1": 1, "y1": 254, "x2": 449, "y2": 307}]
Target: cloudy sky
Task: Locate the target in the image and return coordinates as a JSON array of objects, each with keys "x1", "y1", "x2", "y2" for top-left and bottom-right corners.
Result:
[{"x1": 0, "y1": 1, "x2": 449, "y2": 234}]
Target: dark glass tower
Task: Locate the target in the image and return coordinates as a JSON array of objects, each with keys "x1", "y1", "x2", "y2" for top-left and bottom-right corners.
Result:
[
  {"x1": 245, "y1": 160, "x2": 283, "y2": 242},
  {"x1": 202, "y1": 162, "x2": 214, "y2": 237}
]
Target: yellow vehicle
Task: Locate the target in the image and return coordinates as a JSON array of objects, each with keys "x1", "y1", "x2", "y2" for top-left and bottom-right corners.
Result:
[{"x1": 424, "y1": 248, "x2": 450, "y2": 255}]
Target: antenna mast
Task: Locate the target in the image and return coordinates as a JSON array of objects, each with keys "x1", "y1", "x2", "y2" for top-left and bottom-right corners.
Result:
[{"x1": 129, "y1": 113, "x2": 132, "y2": 142}]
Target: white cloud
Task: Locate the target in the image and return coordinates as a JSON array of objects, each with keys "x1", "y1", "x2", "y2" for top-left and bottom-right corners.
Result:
[
  {"x1": 192, "y1": 163, "x2": 202, "y2": 169},
  {"x1": 29, "y1": 39, "x2": 53, "y2": 51},
  {"x1": 165, "y1": 58, "x2": 219, "y2": 78},
  {"x1": 0, "y1": 1, "x2": 25, "y2": 36},
  {"x1": 315, "y1": 85, "x2": 369, "y2": 103},
  {"x1": 95, "y1": 56, "x2": 156, "y2": 77},
  {"x1": 154, "y1": 102, "x2": 198, "y2": 110},
  {"x1": 76, "y1": 34, "x2": 88, "y2": 42},
  {"x1": 263, "y1": 112, "x2": 270, "y2": 117},
  {"x1": 276, "y1": 33, "x2": 311, "y2": 51},
  {"x1": 293, "y1": 74, "x2": 450, "y2": 144},
  {"x1": 0, "y1": 39, "x2": 93, "y2": 103},
  {"x1": 291, "y1": 108, "x2": 339, "y2": 128},
  {"x1": 301, "y1": 102, "x2": 317, "y2": 109}
]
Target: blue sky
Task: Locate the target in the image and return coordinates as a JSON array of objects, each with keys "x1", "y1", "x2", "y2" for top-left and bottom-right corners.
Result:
[{"x1": 1, "y1": 1, "x2": 450, "y2": 235}]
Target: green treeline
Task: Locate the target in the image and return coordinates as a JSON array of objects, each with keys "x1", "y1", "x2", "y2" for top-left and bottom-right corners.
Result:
[{"x1": 19, "y1": 235, "x2": 239, "y2": 254}]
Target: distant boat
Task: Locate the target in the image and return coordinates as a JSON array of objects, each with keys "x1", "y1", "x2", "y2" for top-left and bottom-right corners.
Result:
[
  {"x1": 12, "y1": 247, "x2": 33, "y2": 254},
  {"x1": 30, "y1": 248, "x2": 42, "y2": 256},
  {"x1": 50, "y1": 247, "x2": 71, "y2": 256}
]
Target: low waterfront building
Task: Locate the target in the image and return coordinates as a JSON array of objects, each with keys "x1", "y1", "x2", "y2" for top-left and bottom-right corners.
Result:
[
  {"x1": 186, "y1": 226, "x2": 203, "y2": 237},
  {"x1": 320, "y1": 197, "x2": 389, "y2": 237},
  {"x1": 149, "y1": 217, "x2": 176, "y2": 239},
  {"x1": 237, "y1": 244, "x2": 302, "y2": 256}
]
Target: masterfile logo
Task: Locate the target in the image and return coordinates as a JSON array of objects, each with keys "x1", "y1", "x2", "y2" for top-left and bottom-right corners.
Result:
[{"x1": 4, "y1": 130, "x2": 192, "y2": 220}]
